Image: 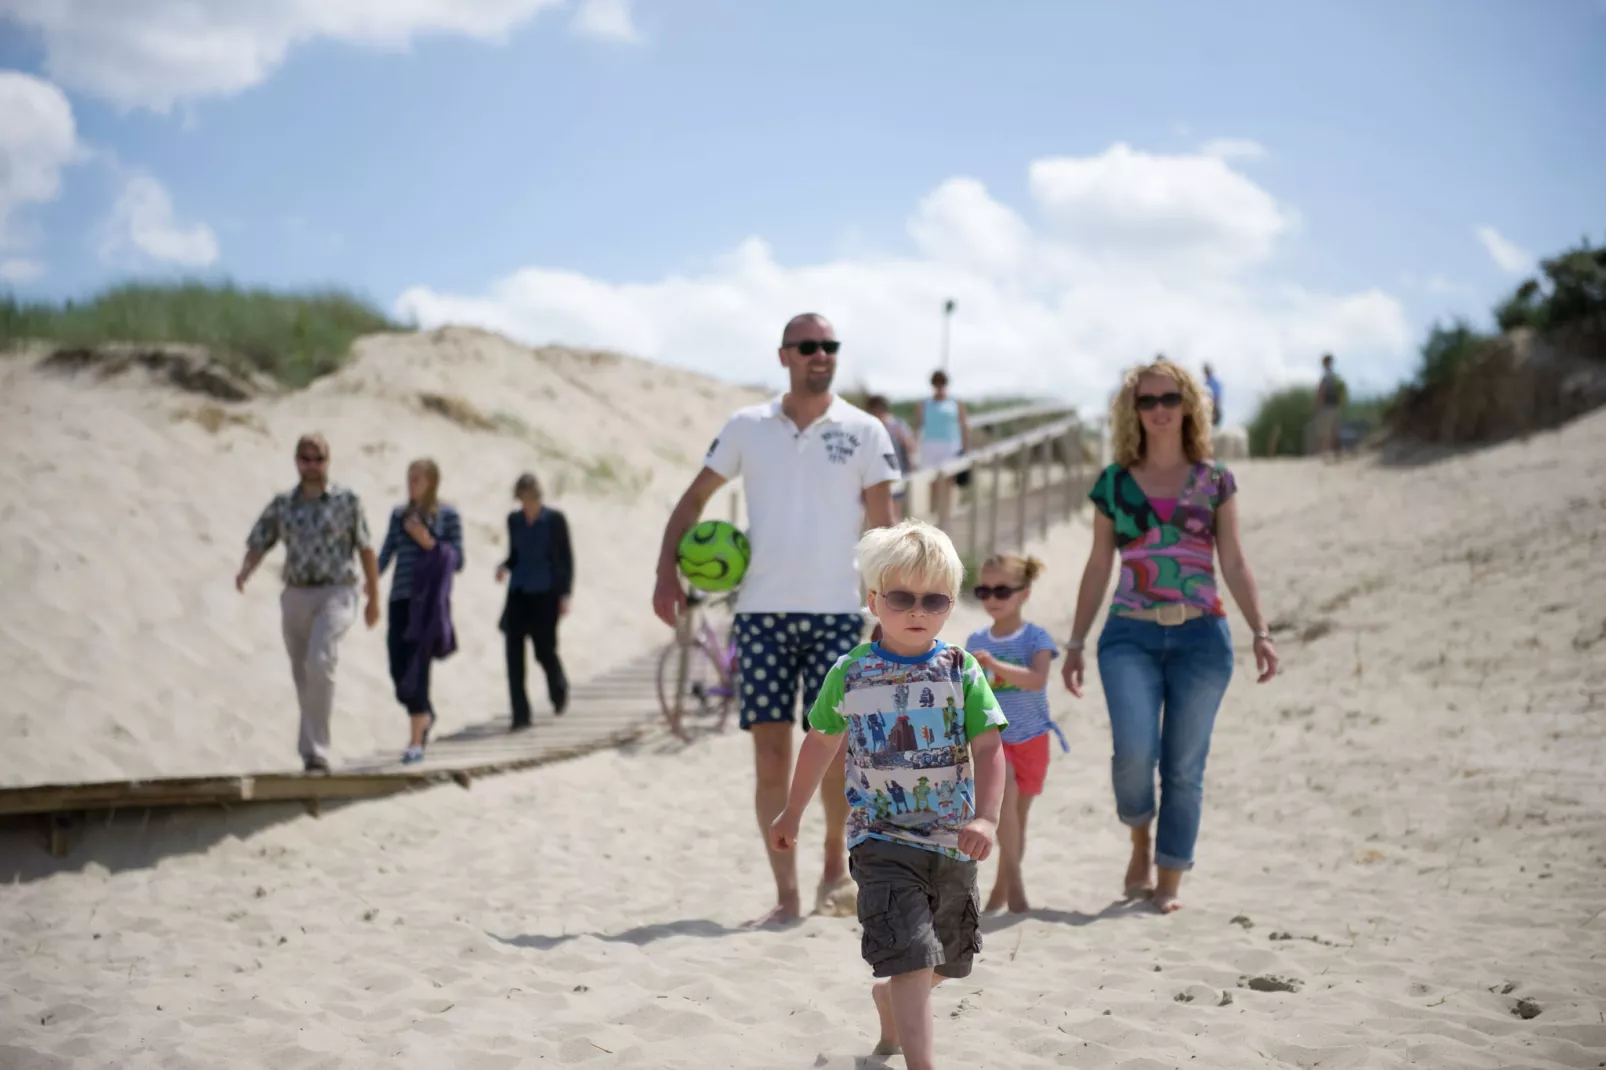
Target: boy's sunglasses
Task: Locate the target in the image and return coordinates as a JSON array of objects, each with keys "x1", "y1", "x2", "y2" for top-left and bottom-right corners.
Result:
[
  {"x1": 784, "y1": 339, "x2": 841, "y2": 356},
  {"x1": 880, "y1": 589, "x2": 953, "y2": 614},
  {"x1": 1135, "y1": 392, "x2": 1184, "y2": 412},
  {"x1": 972, "y1": 584, "x2": 1024, "y2": 601}
]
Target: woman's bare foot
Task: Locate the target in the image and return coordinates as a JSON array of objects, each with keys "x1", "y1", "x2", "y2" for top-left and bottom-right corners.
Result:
[
  {"x1": 984, "y1": 886, "x2": 1008, "y2": 913},
  {"x1": 1007, "y1": 882, "x2": 1030, "y2": 914},
  {"x1": 870, "y1": 980, "x2": 901, "y2": 1056},
  {"x1": 1123, "y1": 844, "x2": 1155, "y2": 900},
  {"x1": 1153, "y1": 868, "x2": 1184, "y2": 913}
]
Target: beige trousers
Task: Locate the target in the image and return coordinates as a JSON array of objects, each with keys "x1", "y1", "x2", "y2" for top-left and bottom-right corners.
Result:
[{"x1": 280, "y1": 584, "x2": 359, "y2": 764}]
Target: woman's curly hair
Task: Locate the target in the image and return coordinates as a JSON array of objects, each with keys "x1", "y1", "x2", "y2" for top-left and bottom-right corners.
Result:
[{"x1": 1109, "y1": 357, "x2": 1215, "y2": 469}]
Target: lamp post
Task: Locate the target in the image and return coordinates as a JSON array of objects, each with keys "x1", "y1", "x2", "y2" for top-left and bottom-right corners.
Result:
[{"x1": 940, "y1": 298, "x2": 956, "y2": 374}]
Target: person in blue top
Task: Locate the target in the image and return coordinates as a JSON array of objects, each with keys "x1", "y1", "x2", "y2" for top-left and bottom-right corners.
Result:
[
  {"x1": 1202, "y1": 363, "x2": 1224, "y2": 429},
  {"x1": 496, "y1": 472, "x2": 574, "y2": 729},
  {"x1": 376, "y1": 458, "x2": 465, "y2": 763},
  {"x1": 964, "y1": 552, "x2": 1064, "y2": 914},
  {"x1": 913, "y1": 370, "x2": 971, "y2": 518}
]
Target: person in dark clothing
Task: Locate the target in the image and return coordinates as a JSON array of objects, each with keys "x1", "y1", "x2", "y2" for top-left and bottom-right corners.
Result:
[
  {"x1": 378, "y1": 458, "x2": 465, "y2": 763},
  {"x1": 496, "y1": 472, "x2": 573, "y2": 728}
]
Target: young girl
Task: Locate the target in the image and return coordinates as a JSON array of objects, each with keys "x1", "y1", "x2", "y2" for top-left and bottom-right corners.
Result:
[{"x1": 966, "y1": 553, "x2": 1065, "y2": 913}]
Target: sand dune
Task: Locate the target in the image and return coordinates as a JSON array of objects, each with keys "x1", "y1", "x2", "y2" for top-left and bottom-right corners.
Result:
[
  {"x1": 1, "y1": 338, "x2": 1603, "y2": 1067},
  {"x1": 0, "y1": 328, "x2": 764, "y2": 786}
]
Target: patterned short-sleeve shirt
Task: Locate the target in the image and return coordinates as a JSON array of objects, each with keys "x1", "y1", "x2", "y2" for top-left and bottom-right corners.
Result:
[
  {"x1": 1089, "y1": 462, "x2": 1237, "y2": 617},
  {"x1": 247, "y1": 484, "x2": 372, "y2": 587},
  {"x1": 808, "y1": 641, "x2": 1006, "y2": 862}
]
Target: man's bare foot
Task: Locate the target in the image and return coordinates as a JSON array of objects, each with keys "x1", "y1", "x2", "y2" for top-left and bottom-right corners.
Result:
[
  {"x1": 870, "y1": 980, "x2": 901, "y2": 1056},
  {"x1": 984, "y1": 884, "x2": 1008, "y2": 913},
  {"x1": 815, "y1": 875, "x2": 858, "y2": 918},
  {"x1": 1007, "y1": 884, "x2": 1030, "y2": 914},
  {"x1": 1124, "y1": 845, "x2": 1154, "y2": 899},
  {"x1": 744, "y1": 893, "x2": 803, "y2": 929}
]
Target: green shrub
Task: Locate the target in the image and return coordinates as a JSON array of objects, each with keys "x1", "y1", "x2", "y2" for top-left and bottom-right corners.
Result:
[
  {"x1": 1415, "y1": 318, "x2": 1493, "y2": 390},
  {"x1": 1246, "y1": 386, "x2": 1317, "y2": 457},
  {"x1": 0, "y1": 280, "x2": 398, "y2": 388}
]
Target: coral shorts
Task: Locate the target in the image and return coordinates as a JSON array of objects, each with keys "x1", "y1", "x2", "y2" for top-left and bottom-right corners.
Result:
[{"x1": 1002, "y1": 733, "x2": 1052, "y2": 797}]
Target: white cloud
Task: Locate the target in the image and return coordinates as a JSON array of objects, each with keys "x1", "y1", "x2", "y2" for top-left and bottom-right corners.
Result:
[
  {"x1": 571, "y1": 0, "x2": 639, "y2": 42},
  {"x1": 1475, "y1": 225, "x2": 1531, "y2": 274},
  {"x1": 0, "y1": 70, "x2": 80, "y2": 256},
  {"x1": 99, "y1": 172, "x2": 219, "y2": 267},
  {"x1": 0, "y1": 0, "x2": 568, "y2": 112},
  {"x1": 1200, "y1": 138, "x2": 1267, "y2": 161},
  {"x1": 396, "y1": 144, "x2": 1410, "y2": 422},
  {"x1": 0, "y1": 258, "x2": 45, "y2": 282},
  {"x1": 1027, "y1": 142, "x2": 1291, "y2": 271}
]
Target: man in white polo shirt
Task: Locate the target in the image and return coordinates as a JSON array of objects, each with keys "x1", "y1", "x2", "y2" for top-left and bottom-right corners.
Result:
[{"x1": 653, "y1": 312, "x2": 899, "y2": 927}]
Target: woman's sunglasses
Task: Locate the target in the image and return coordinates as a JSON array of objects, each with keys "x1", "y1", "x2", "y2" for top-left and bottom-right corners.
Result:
[
  {"x1": 972, "y1": 584, "x2": 1024, "y2": 601},
  {"x1": 879, "y1": 590, "x2": 953, "y2": 614},
  {"x1": 1135, "y1": 391, "x2": 1184, "y2": 412},
  {"x1": 785, "y1": 340, "x2": 841, "y2": 356}
]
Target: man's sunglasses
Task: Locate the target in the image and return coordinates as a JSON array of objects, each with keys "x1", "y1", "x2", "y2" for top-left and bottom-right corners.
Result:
[
  {"x1": 784, "y1": 340, "x2": 841, "y2": 356},
  {"x1": 880, "y1": 590, "x2": 953, "y2": 614},
  {"x1": 972, "y1": 584, "x2": 1024, "y2": 601},
  {"x1": 296, "y1": 453, "x2": 327, "y2": 463},
  {"x1": 1135, "y1": 392, "x2": 1184, "y2": 412}
]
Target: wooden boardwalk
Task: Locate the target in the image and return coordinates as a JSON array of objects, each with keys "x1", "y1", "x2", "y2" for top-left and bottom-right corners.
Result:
[{"x1": 0, "y1": 648, "x2": 669, "y2": 851}]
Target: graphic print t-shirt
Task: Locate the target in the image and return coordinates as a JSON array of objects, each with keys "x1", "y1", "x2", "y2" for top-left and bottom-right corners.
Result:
[
  {"x1": 808, "y1": 641, "x2": 1007, "y2": 861},
  {"x1": 964, "y1": 622, "x2": 1062, "y2": 747}
]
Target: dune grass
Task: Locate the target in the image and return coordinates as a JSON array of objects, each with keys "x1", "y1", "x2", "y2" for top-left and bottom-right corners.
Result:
[{"x1": 0, "y1": 281, "x2": 400, "y2": 388}]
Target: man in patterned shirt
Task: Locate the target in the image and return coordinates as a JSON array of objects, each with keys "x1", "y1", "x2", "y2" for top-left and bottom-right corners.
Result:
[{"x1": 236, "y1": 433, "x2": 380, "y2": 773}]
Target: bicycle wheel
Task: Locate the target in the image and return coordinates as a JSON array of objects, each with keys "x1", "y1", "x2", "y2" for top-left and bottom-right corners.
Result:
[{"x1": 656, "y1": 634, "x2": 733, "y2": 740}]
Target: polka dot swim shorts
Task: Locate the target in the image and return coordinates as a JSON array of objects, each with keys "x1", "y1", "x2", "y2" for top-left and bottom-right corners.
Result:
[{"x1": 732, "y1": 612, "x2": 866, "y2": 731}]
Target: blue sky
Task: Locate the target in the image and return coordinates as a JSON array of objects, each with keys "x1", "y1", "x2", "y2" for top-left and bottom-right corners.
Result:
[{"x1": 1, "y1": 0, "x2": 1601, "y2": 419}]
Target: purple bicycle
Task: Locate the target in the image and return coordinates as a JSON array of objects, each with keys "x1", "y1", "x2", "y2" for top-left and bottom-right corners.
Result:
[{"x1": 656, "y1": 587, "x2": 737, "y2": 740}]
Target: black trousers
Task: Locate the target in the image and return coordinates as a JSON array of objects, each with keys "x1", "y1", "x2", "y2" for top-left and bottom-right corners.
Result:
[
  {"x1": 386, "y1": 598, "x2": 434, "y2": 716},
  {"x1": 502, "y1": 590, "x2": 567, "y2": 722}
]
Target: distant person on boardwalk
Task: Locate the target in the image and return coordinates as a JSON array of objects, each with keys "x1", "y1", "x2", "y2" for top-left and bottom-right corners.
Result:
[
  {"x1": 497, "y1": 473, "x2": 573, "y2": 729},
  {"x1": 1061, "y1": 358, "x2": 1278, "y2": 913},
  {"x1": 865, "y1": 394, "x2": 917, "y2": 506},
  {"x1": 377, "y1": 458, "x2": 464, "y2": 764},
  {"x1": 964, "y1": 552, "x2": 1066, "y2": 914},
  {"x1": 235, "y1": 433, "x2": 379, "y2": 774},
  {"x1": 652, "y1": 312, "x2": 899, "y2": 927},
  {"x1": 1311, "y1": 353, "x2": 1345, "y2": 460},
  {"x1": 913, "y1": 370, "x2": 970, "y2": 517},
  {"x1": 1202, "y1": 363, "x2": 1224, "y2": 429},
  {"x1": 769, "y1": 519, "x2": 1005, "y2": 1070}
]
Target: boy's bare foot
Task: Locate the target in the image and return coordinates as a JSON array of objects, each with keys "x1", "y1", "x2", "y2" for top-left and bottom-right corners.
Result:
[{"x1": 870, "y1": 980, "x2": 902, "y2": 1056}]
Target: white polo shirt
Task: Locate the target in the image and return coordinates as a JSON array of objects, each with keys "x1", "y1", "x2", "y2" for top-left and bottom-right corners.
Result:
[{"x1": 704, "y1": 395, "x2": 899, "y2": 615}]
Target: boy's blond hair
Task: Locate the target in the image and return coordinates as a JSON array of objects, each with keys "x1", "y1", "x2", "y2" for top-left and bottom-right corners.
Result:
[{"x1": 857, "y1": 519, "x2": 964, "y2": 598}]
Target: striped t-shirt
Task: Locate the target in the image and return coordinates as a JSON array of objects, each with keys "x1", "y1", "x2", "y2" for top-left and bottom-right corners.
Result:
[
  {"x1": 964, "y1": 622, "x2": 1067, "y2": 750},
  {"x1": 378, "y1": 504, "x2": 465, "y2": 602}
]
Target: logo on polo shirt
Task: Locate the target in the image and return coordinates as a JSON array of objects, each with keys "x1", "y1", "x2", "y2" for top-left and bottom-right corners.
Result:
[
  {"x1": 705, "y1": 437, "x2": 719, "y2": 458},
  {"x1": 821, "y1": 428, "x2": 861, "y2": 465}
]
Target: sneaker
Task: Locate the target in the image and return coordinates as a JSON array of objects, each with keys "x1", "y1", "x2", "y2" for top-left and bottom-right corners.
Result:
[
  {"x1": 401, "y1": 745, "x2": 424, "y2": 764},
  {"x1": 553, "y1": 695, "x2": 568, "y2": 717},
  {"x1": 303, "y1": 757, "x2": 331, "y2": 776}
]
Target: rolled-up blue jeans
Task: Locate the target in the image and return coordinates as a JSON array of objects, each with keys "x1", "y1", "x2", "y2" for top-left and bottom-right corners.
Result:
[{"x1": 1096, "y1": 613, "x2": 1234, "y2": 871}]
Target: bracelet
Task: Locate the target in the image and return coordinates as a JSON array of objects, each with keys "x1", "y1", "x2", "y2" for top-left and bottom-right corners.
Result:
[
  {"x1": 1065, "y1": 637, "x2": 1085, "y2": 651},
  {"x1": 1253, "y1": 630, "x2": 1273, "y2": 642}
]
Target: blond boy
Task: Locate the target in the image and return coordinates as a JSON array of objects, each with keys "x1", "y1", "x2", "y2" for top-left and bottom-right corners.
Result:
[{"x1": 769, "y1": 519, "x2": 1007, "y2": 1069}]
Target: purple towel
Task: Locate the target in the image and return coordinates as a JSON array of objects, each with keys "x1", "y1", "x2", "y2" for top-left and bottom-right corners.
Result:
[{"x1": 403, "y1": 541, "x2": 458, "y2": 697}]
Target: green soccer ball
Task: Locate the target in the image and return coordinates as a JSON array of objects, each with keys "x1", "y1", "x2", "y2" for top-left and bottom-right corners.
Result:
[{"x1": 677, "y1": 520, "x2": 750, "y2": 592}]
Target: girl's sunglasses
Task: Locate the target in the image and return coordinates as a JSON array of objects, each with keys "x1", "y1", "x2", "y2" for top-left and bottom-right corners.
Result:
[
  {"x1": 972, "y1": 584, "x2": 1024, "y2": 601},
  {"x1": 785, "y1": 339, "x2": 841, "y2": 356},
  {"x1": 880, "y1": 589, "x2": 953, "y2": 614},
  {"x1": 1135, "y1": 391, "x2": 1184, "y2": 412}
]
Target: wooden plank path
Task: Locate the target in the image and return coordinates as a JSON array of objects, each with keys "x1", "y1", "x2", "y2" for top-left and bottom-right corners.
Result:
[{"x1": 0, "y1": 647, "x2": 669, "y2": 842}]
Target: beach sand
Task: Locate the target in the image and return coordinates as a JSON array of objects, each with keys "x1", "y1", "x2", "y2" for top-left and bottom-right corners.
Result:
[{"x1": 2, "y1": 336, "x2": 1604, "y2": 1067}]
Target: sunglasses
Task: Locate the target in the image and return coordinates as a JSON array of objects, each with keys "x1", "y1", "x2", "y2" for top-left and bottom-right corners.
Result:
[
  {"x1": 296, "y1": 453, "x2": 327, "y2": 463},
  {"x1": 784, "y1": 339, "x2": 841, "y2": 356},
  {"x1": 879, "y1": 589, "x2": 954, "y2": 614},
  {"x1": 1135, "y1": 392, "x2": 1184, "y2": 412},
  {"x1": 972, "y1": 584, "x2": 1024, "y2": 601}
]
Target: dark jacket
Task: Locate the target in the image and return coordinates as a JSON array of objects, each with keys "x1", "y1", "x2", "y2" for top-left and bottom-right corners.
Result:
[
  {"x1": 403, "y1": 542, "x2": 459, "y2": 696},
  {"x1": 501, "y1": 508, "x2": 573, "y2": 596}
]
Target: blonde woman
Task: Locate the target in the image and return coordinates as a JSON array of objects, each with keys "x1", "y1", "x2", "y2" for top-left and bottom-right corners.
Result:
[
  {"x1": 377, "y1": 459, "x2": 465, "y2": 763},
  {"x1": 1061, "y1": 358, "x2": 1278, "y2": 913}
]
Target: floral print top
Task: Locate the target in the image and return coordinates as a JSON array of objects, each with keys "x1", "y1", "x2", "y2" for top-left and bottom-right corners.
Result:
[{"x1": 1088, "y1": 462, "x2": 1237, "y2": 617}]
